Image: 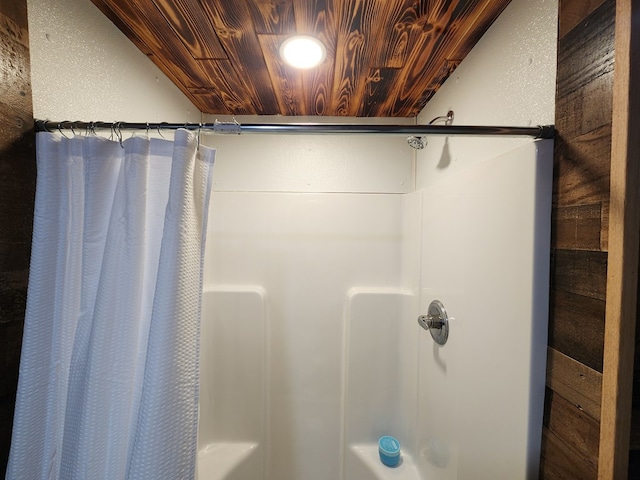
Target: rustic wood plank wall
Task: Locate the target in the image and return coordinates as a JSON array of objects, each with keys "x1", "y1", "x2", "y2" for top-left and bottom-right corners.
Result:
[
  {"x1": 540, "y1": 0, "x2": 613, "y2": 478},
  {"x1": 0, "y1": 0, "x2": 35, "y2": 474}
]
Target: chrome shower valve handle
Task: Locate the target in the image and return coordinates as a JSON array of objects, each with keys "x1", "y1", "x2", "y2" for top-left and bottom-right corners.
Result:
[
  {"x1": 418, "y1": 314, "x2": 444, "y2": 330},
  {"x1": 418, "y1": 300, "x2": 450, "y2": 345}
]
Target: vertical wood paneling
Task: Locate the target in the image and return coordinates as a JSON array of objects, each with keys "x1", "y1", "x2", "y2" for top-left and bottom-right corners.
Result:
[
  {"x1": 555, "y1": 6, "x2": 614, "y2": 100},
  {"x1": 545, "y1": 388, "x2": 600, "y2": 471},
  {"x1": 0, "y1": 0, "x2": 35, "y2": 473},
  {"x1": 552, "y1": 204, "x2": 604, "y2": 251},
  {"x1": 559, "y1": 0, "x2": 608, "y2": 39},
  {"x1": 597, "y1": 0, "x2": 640, "y2": 477},
  {"x1": 551, "y1": 249, "x2": 608, "y2": 301},
  {"x1": 542, "y1": 0, "x2": 616, "y2": 478},
  {"x1": 541, "y1": 428, "x2": 598, "y2": 479},
  {"x1": 546, "y1": 348, "x2": 603, "y2": 420},
  {"x1": 548, "y1": 289, "x2": 606, "y2": 373},
  {"x1": 542, "y1": 388, "x2": 600, "y2": 480}
]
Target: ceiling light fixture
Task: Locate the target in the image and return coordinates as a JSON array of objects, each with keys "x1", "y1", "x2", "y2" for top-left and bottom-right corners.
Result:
[{"x1": 280, "y1": 35, "x2": 326, "y2": 69}]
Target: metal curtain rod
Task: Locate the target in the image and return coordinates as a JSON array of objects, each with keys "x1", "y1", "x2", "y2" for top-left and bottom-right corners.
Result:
[{"x1": 34, "y1": 119, "x2": 556, "y2": 139}]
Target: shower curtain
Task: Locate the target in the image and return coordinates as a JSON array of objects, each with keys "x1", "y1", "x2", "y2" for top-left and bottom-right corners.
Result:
[{"x1": 6, "y1": 130, "x2": 215, "y2": 479}]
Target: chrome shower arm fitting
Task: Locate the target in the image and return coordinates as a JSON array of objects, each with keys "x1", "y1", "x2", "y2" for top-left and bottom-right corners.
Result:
[{"x1": 428, "y1": 110, "x2": 454, "y2": 126}]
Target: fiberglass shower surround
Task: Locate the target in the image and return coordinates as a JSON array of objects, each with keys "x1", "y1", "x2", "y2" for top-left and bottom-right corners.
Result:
[{"x1": 197, "y1": 139, "x2": 552, "y2": 480}]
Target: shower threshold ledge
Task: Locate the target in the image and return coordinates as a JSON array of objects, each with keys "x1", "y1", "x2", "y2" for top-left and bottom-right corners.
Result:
[
  {"x1": 197, "y1": 442, "x2": 259, "y2": 480},
  {"x1": 349, "y1": 443, "x2": 421, "y2": 480}
]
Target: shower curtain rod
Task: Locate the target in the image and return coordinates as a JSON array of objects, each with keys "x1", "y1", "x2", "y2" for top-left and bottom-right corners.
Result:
[{"x1": 34, "y1": 119, "x2": 556, "y2": 139}]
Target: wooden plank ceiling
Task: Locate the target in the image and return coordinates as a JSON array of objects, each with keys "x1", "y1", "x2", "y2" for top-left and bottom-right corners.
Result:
[{"x1": 91, "y1": 0, "x2": 511, "y2": 117}]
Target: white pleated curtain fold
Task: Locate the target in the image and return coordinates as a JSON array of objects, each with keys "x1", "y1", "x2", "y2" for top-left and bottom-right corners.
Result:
[{"x1": 7, "y1": 130, "x2": 215, "y2": 480}]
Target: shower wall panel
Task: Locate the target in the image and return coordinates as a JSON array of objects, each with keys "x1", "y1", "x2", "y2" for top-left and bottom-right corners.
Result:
[
  {"x1": 203, "y1": 191, "x2": 405, "y2": 480},
  {"x1": 416, "y1": 141, "x2": 553, "y2": 479},
  {"x1": 198, "y1": 287, "x2": 266, "y2": 480},
  {"x1": 202, "y1": 118, "x2": 414, "y2": 194},
  {"x1": 414, "y1": 0, "x2": 557, "y2": 476}
]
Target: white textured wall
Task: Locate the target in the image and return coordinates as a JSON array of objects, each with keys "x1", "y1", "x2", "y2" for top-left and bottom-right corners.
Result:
[
  {"x1": 27, "y1": 0, "x2": 198, "y2": 122},
  {"x1": 416, "y1": 0, "x2": 557, "y2": 188}
]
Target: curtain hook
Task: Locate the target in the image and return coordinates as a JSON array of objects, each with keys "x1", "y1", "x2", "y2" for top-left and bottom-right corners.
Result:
[
  {"x1": 157, "y1": 122, "x2": 166, "y2": 139},
  {"x1": 116, "y1": 122, "x2": 124, "y2": 148},
  {"x1": 58, "y1": 122, "x2": 70, "y2": 139}
]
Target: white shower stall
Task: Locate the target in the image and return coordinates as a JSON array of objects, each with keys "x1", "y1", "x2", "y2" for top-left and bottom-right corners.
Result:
[
  {"x1": 26, "y1": 0, "x2": 558, "y2": 478},
  {"x1": 196, "y1": 134, "x2": 553, "y2": 480},
  {"x1": 195, "y1": 0, "x2": 557, "y2": 477}
]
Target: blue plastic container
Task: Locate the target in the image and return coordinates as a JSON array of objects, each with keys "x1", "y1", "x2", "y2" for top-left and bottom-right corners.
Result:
[{"x1": 378, "y1": 435, "x2": 401, "y2": 467}]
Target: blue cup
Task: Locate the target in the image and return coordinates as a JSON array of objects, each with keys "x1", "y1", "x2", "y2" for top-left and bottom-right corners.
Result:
[{"x1": 378, "y1": 435, "x2": 401, "y2": 467}]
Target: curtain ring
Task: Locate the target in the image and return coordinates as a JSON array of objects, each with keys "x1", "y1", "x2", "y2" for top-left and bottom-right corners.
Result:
[
  {"x1": 58, "y1": 122, "x2": 70, "y2": 139},
  {"x1": 116, "y1": 122, "x2": 124, "y2": 148}
]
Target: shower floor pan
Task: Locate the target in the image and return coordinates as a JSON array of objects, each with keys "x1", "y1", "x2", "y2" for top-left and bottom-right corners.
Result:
[
  {"x1": 348, "y1": 444, "x2": 420, "y2": 480},
  {"x1": 197, "y1": 442, "x2": 260, "y2": 480},
  {"x1": 197, "y1": 442, "x2": 419, "y2": 480}
]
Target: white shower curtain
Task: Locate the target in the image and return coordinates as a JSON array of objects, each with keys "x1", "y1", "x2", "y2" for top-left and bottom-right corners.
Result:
[{"x1": 7, "y1": 129, "x2": 215, "y2": 480}]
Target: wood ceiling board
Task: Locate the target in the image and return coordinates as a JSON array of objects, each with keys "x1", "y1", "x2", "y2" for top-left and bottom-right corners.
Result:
[
  {"x1": 359, "y1": 67, "x2": 403, "y2": 117},
  {"x1": 369, "y1": 0, "x2": 426, "y2": 69},
  {"x1": 200, "y1": 0, "x2": 281, "y2": 114},
  {"x1": 292, "y1": 0, "x2": 337, "y2": 115},
  {"x1": 91, "y1": 0, "x2": 153, "y2": 55},
  {"x1": 98, "y1": 0, "x2": 215, "y2": 88},
  {"x1": 197, "y1": 59, "x2": 260, "y2": 114},
  {"x1": 91, "y1": 0, "x2": 514, "y2": 117},
  {"x1": 248, "y1": 0, "x2": 297, "y2": 35},
  {"x1": 389, "y1": 0, "x2": 511, "y2": 116},
  {"x1": 259, "y1": 34, "x2": 307, "y2": 115},
  {"x1": 153, "y1": 0, "x2": 227, "y2": 60}
]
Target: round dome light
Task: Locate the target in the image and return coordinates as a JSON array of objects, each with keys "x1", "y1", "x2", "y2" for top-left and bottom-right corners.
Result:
[{"x1": 280, "y1": 35, "x2": 326, "y2": 69}]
